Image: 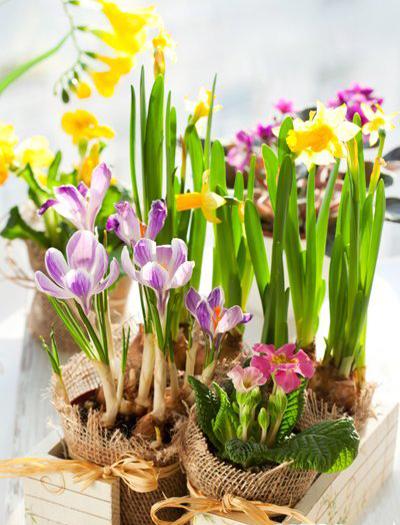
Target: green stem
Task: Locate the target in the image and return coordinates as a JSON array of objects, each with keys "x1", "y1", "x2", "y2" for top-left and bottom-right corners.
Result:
[{"x1": 0, "y1": 32, "x2": 71, "y2": 95}]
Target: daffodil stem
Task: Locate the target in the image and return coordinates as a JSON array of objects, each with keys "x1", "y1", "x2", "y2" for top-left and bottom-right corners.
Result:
[{"x1": 0, "y1": 31, "x2": 72, "y2": 95}]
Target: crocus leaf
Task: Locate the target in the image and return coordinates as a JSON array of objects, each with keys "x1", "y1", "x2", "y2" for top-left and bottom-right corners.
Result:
[
  {"x1": 1, "y1": 206, "x2": 48, "y2": 247},
  {"x1": 47, "y1": 151, "x2": 62, "y2": 189},
  {"x1": 210, "y1": 140, "x2": 227, "y2": 195},
  {"x1": 189, "y1": 376, "x2": 221, "y2": 451},
  {"x1": 223, "y1": 417, "x2": 359, "y2": 473},
  {"x1": 129, "y1": 85, "x2": 142, "y2": 221},
  {"x1": 262, "y1": 144, "x2": 278, "y2": 211}
]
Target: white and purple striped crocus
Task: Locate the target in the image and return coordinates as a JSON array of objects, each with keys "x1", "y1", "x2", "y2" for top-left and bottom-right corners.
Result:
[
  {"x1": 121, "y1": 238, "x2": 194, "y2": 316},
  {"x1": 185, "y1": 286, "x2": 252, "y2": 350},
  {"x1": 106, "y1": 199, "x2": 167, "y2": 247},
  {"x1": 35, "y1": 230, "x2": 119, "y2": 315},
  {"x1": 38, "y1": 162, "x2": 112, "y2": 232}
]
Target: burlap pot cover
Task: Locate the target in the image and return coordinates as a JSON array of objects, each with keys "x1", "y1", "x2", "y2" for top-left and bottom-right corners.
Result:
[
  {"x1": 298, "y1": 384, "x2": 375, "y2": 433},
  {"x1": 54, "y1": 353, "x2": 187, "y2": 525},
  {"x1": 26, "y1": 240, "x2": 131, "y2": 352},
  {"x1": 180, "y1": 410, "x2": 317, "y2": 508}
]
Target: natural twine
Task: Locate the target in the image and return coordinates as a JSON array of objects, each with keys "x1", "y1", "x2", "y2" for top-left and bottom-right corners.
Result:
[
  {"x1": 151, "y1": 481, "x2": 313, "y2": 525},
  {"x1": 0, "y1": 454, "x2": 179, "y2": 494}
]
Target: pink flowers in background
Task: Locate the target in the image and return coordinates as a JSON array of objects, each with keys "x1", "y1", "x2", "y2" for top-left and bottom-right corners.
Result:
[
  {"x1": 328, "y1": 82, "x2": 383, "y2": 126},
  {"x1": 251, "y1": 343, "x2": 314, "y2": 393},
  {"x1": 106, "y1": 199, "x2": 167, "y2": 247},
  {"x1": 274, "y1": 98, "x2": 295, "y2": 115},
  {"x1": 35, "y1": 230, "x2": 119, "y2": 314},
  {"x1": 38, "y1": 162, "x2": 111, "y2": 232},
  {"x1": 228, "y1": 364, "x2": 266, "y2": 393}
]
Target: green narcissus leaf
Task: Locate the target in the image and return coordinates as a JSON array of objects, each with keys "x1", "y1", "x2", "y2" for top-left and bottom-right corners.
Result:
[
  {"x1": 46, "y1": 151, "x2": 62, "y2": 189},
  {"x1": 277, "y1": 116, "x2": 293, "y2": 166},
  {"x1": 224, "y1": 418, "x2": 359, "y2": 473},
  {"x1": 1, "y1": 206, "x2": 48, "y2": 247},
  {"x1": 188, "y1": 377, "x2": 221, "y2": 450},
  {"x1": 276, "y1": 380, "x2": 306, "y2": 443}
]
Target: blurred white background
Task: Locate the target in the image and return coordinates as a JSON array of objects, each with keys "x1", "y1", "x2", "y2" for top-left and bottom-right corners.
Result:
[{"x1": 0, "y1": 0, "x2": 400, "y2": 523}]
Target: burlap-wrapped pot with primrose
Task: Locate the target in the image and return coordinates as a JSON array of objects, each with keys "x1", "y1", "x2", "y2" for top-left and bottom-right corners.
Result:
[
  {"x1": 0, "y1": 147, "x2": 131, "y2": 350},
  {"x1": 168, "y1": 347, "x2": 360, "y2": 522}
]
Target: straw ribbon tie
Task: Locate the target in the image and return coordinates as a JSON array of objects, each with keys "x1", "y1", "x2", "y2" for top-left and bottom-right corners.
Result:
[
  {"x1": 0, "y1": 454, "x2": 179, "y2": 494},
  {"x1": 150, "y1": 481, "x2": 314, "y2": 525}
]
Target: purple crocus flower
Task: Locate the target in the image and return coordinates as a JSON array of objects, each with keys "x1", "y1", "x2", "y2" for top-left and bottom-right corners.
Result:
[
  {"x1": 121, "y1": 238, "x2": 194, "y2": 316},
  {"x1": 106, "y1": 199, "x2": 167, "y2": 247},
  {"x1": 38, "y1": 162, "x2": 111, "y2": 232},
  {"x1": 185, "y1": 286, "x2": 252, "y2": 350},
  {"x1": 35, "y1": 230, "x2": 119, "y2": 314},
  {"x1": 328, "y1": 82, "x2": 384, "y2": 126}
]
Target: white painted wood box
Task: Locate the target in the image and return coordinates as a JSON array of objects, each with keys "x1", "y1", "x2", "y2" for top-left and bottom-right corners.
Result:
[{"x1": 23, "y1": 396, "x2": 398, "y2": 525}]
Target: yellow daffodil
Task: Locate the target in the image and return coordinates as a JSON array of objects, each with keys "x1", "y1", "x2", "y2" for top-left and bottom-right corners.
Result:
[
  {"x1": 78, "y1": 142, "x2": 101, "y2": 186},
  {"x1": 176, "y1": 170, "x2": 226, "y2": 223},
  {"x1": 361, "y1": 103, "x2": 398, "y2": 146},
  {"x1": 74, "y1": 81, "x2": 92, "y2": 99},
  {"x1": 0, "y1": 121, "x2": 18, "y2": 185},
  {"x1": 153, "y1": 30, "x2": 177, "y2": 77},
  {"x1": 17, "y1": 136, "x2": 54, "y2": 175},
  {"x1": 62, "y1": 110, "x2": 115, "y2": 144},
  {"x1": 185, "y1": 87, "x2": 222, "y2": 125},
  {"x1": 93, "y1": 2, "x2": 160, "y2": 55},
  {"x1": 286, "y1": 101, "x2": 360, "y2": 168},
  {"x1": 91, "y1": 55, "x2": 134, "y2": 97}
]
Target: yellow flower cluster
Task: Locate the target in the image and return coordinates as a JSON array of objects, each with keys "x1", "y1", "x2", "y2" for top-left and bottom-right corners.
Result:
[
  {"x1": 61, "y1": 109, "x2": 114, "y2": 185},
  {"x1": 0, "y1": 121, "x2": 54, "y2": 186}
]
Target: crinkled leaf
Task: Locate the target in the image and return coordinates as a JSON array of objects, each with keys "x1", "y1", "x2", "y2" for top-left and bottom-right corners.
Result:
[
  {"x1": 188, "y1": 377, "x2": 221, "y2": 450},
  {"x1": 276, "y1": 380, "x2": 306, "y2": 443},
  {"x1": 211, "y1": 383, "x2": 239, "y2": 447}
]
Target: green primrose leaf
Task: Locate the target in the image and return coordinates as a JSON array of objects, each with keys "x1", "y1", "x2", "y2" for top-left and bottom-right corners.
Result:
[
  {"x1": 1, "y1": 206, "x2": 48, "y2": 247},
  {"x1": 275, "y1": 380, "x2": 306, "y2": 443}
]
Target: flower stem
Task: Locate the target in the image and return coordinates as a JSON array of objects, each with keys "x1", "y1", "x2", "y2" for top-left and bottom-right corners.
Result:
[
  {"x1": 168, "y1": 357, "x2": 180, "y2": 403},
  {"x1": 183, "y1": 326, "x2": 200, "y2": 387},
  {"x1": 152, "y1": 344, "x2": 167, "y2": 421},
  {"x1": 93, "y1": 361, "x2": 119, "y2": 428},
  {"x1": 136, "y1": 332, "x2": 155, "y2": 408}
]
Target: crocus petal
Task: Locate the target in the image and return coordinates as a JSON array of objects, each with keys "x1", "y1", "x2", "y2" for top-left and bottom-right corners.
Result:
[
  {"x1": 64, "y1": 269, "x2": 93, "y2": 314},
  {"x1": 274, "y1": 369, "x2": 301, "y2": 394},
  {"x1": 156, "y1": 245, "x2": 173, "y2": 269},
  {"x1": 107, "y1": 201, "x2": 141, "y2": 245},
  {"x1": 140, "y1": 262, "x2": 169, "y2": 292},
  {"x1": 121, "y1": 246, "x2": 138, "y2": 281},
  {"x1": 216, "y1": 305, "x2": 245, "y2": 334},
  {"x1": 86, "y1": 162, "x2": 111, "y2": 231},
  {"x1": 296, "y1": 349, "x2": 315, "y2": 379},
  {"x1": 242, "y1": 312, "x2": 252, "y2": 324},
  {"x1": 134, "y1": 238, "x2": 157, "y2": 267},
  {"x1": 185, "y1": 287, "x2": 201, "y2": 316},
  {"x1": 66, "y1": 231, "x2": 98, "y2": 272},
  {"x1": 169, "y1": 238, "x2": 188, "y2": 274},
  {"x1": 97, "y1": 257, "x2": 120, "y2": 293},
  {"x1": 195, "y1": 300, "x2": 212, "y2": 333},
  {"x1": 45, "y1": 248, "x2": 68, "y2": 287},
  {"x1": 170, "y1": 261, "x2": 194, "y2": 288},
  {"x1": 77, "y1": 181, "x2": 89, "y2": 198},
  {"x1": 53, "y1": 185, "x2": 87, "y2": 229},
  {"x1": 91, "y1": 243, "x2": 109, "y2": 284},
  {"x1": 35, "y1": 271, "x2": 74, "y2": 300},
  {"x1": 146, "y1": 199, "x2": 167, "y2": 239},
  {"x1": 207, "y1": 286, "x2": 224, "y2": 310},
  {"x1": 38, "y1": 199, "x2": 57, "y2": 216}
]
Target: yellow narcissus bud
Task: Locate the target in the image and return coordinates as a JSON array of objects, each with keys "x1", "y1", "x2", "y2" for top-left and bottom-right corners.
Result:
[
  {"x1": 62, "y1": 110, "x2": 115, "y2": 144},
  {"x1": 185, "y1": 87, "x2": 222, "y2": 125},
  {"x1": 75, "y1": 81, "x2": 92, "y2": 99}
]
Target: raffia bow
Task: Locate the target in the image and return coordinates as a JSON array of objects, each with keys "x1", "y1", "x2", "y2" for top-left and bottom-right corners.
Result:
[
  {"x1": 0, "y1": 454, "x2": 179, "y2": 494},
  {"x1": 151, "y1": 481, "x2": 313, "y2": 525}
]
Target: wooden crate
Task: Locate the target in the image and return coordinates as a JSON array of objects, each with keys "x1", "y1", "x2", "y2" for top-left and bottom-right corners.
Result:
[
  {"x1": 23, "y1": 397, "x2": 398, "y2": 525},
  {"x1": 192, "y1": 396, "x2": 399, "y2": 525},
  {"x1": 23, "y1": 433, "x2": 120, "y2": 525}
]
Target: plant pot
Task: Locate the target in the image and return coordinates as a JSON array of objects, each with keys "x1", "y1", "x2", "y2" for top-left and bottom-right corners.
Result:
[
  {"x1": 52, "y1": 353, "x2": 187, "y2": 525},
  {"x1": 180, "y1": 410, "x2": 317, "y2": 508}
]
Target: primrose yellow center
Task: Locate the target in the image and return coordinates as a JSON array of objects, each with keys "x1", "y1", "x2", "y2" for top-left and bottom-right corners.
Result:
[
  {"x1": 272, "y1": 354, "x2": 297, "y2": 365},
  {"x1": 288, "y1": 124, "x2": 334, "y2": 153}
]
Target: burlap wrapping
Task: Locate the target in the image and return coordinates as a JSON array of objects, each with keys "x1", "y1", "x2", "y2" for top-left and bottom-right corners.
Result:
[
  {"x1": 53, "y1": 353, "x2": 187, "y2": 525},
  {"x1": 180, "y1": 410, "x2": 317, "y2": 508},
  {"x1": 299, "y1": 384, "x2": 376, "y2": 432},
  {"x1": 25, "y1": 240, "x2": 131, "y2": 352}
]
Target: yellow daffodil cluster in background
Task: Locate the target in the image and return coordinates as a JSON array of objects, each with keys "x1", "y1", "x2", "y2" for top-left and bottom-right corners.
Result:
[
  {"x1": 286, "y1": 101, "x2": 360, "y2": 168},
  {"x1": 55, "y1": 0, "x2": 176, "y2": 101},
  {"x1": 176, "y1": 170, "x2": 226, "y2": 223},
  {"x1": 361, "y1": 103, "x2": 399, "y2": 146},
  {"x1": 0, "y1": 121, "x2": 54, "y2": 185},
  {"x1": 185, "y1": 87, "x2": 222, "y2": 126},
  {"x1": 61, "y1": 109, "x2": 114, "y2": 185}
]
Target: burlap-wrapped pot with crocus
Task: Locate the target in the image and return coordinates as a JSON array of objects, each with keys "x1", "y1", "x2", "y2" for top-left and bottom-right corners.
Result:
[
  {"x1": 151, "y1": 343, "x2": 359, "y2": 524},
  {"x1": 0, "y1": 126, "x2": 131, "y2": 349}
]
